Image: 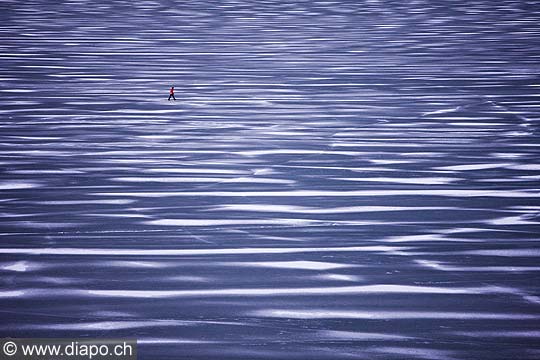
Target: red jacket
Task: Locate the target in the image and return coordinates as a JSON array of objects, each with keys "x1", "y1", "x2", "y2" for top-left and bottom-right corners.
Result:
[{"x1": 170, "y1": 88, "x2": 174, "y2": 94}]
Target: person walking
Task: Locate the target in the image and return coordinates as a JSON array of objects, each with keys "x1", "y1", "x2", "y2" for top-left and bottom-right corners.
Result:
[{"x1": 168, "y1": 86, "x2": 176, "y2": 101}]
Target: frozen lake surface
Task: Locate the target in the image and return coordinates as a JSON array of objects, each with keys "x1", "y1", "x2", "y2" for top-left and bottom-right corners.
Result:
[{"x1": 1, "y1": 0, "x2": 540, "y2": 359}]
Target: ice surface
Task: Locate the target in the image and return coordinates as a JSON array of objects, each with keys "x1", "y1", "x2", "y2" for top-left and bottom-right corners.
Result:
[{"x1": 1, "y1": 0, "x2": 540, "y2": 358}]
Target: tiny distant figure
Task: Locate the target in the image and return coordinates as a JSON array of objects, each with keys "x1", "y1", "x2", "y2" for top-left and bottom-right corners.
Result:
[{"x1": 168, "y1": 86, "x2": 176, "y2": 101}]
